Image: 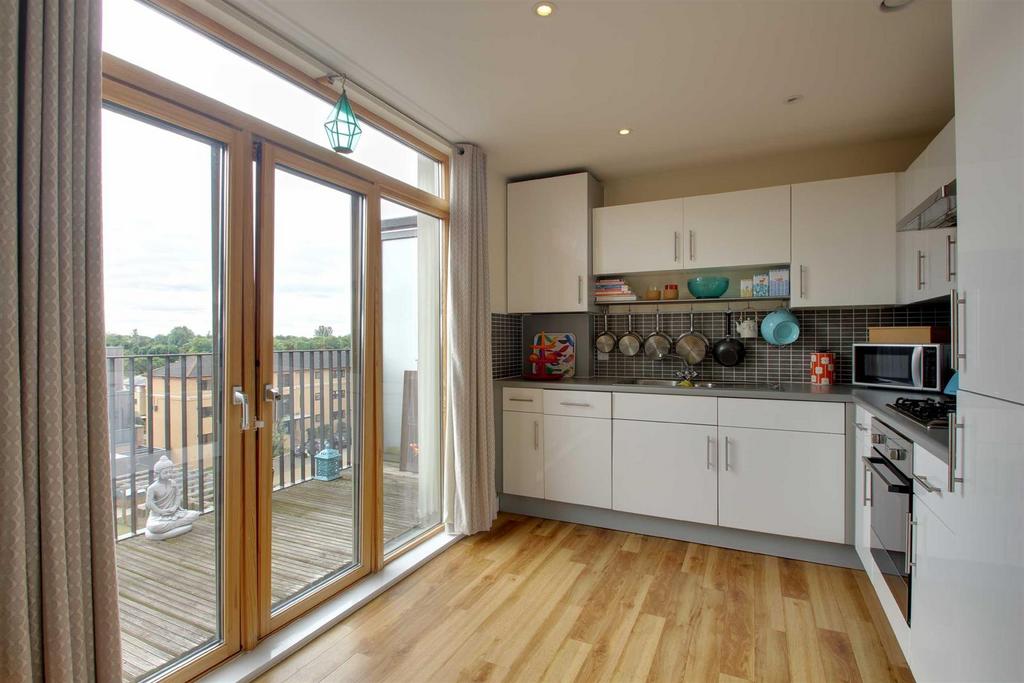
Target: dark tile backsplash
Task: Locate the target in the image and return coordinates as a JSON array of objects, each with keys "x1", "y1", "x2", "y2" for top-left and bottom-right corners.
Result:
[
  {"x1": 491, "y1": 313, "x2": 523, "y2": 379},
  {"x1": 491, "y1": 301, "x2": 949, "y2": 384}
]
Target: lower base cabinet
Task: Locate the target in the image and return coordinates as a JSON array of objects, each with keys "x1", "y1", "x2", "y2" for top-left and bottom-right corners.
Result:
[
  {"x1": 612, "y1": 420, "x2": 718, "y2": 525},
  {"x1": 543, "y1": 414, "x2": 611, "y2": 508},
  {"x1": 502, "y1": 410, "x2": 544, "y2": 498},
  {"x1": 909, "y1": 496, "x2": 959, "y2": 682},
  {"x1": 718, "y1": 426, "x2": 845, "y2": 543}
]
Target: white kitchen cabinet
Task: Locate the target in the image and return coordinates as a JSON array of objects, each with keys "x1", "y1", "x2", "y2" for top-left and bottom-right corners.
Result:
[
  {"x1": 682, "y1": 185, "x2": 791, "y2": 269},
  {"x1": 543, "y1": 414, "x2": 611, "y2": 508},
  {"x1": 897, "y1": 119, "x2": 956, "y2": 220},
  {"x1": 791, "y1": 173, "x2": 897, "y2": 308},
  {"x1": 907, "y1": 497, "x2": 959, "y2": 683},
  {"x1": 934, "y1": 390, "x2": 1024, "y2": 682},
  {"x1": 612, "y1": 420, "x2": 718, "y2": 525},
  {"x1": 506, "y1": 172, "x2": 602, "y2": 313},
  {"x1": 853, "y1": 407, "x2": 873, "y2": 564},
  {"x1": 592, "y1": 198, "x2": 684, "y2": 274},
  {"x1": 501, "y1": 410, "x2": 544, "y2": 498},
  {"x1": 897, "y1": 228, "x2": 957, "y2": 305},
  {"x1": 718, "y1": 426, "x2": 845, "y2": 543},
  {"x1": 952, "y1": 0, "x2": 1024, "y2": 403}
]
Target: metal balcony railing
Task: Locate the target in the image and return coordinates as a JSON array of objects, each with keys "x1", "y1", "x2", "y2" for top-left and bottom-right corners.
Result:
[{"x1": 107, "y1": 348, "x2": 352, "y2": 539}]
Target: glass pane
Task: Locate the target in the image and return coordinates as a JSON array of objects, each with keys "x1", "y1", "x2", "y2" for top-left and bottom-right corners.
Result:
[
  {"x1": 381, "y1": 200, "x2": 443, "y2": 552},
  {"x1": 102, "y1": 106, "x2": 226, "y2": 681},
  {"x1": 103, "y1": 0, "x2": 441, "y2": 195},
  {"x1": 270, "y1": 166, "x2": 362, "y2": 610}
]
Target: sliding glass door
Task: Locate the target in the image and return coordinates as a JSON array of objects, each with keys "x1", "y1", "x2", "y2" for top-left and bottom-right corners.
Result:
[{"x1": 255, "y1": 144, "x2": 374, "y2": 633}]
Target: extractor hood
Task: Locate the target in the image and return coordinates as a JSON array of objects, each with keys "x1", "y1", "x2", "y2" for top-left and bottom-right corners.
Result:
[{"x1": 897, "y1": 179, "x2": 956, "y2": 231}]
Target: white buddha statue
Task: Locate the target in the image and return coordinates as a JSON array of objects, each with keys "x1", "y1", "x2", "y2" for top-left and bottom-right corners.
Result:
[{"x1": 144, "y1": 455, "x2": 200, "y2": 540}]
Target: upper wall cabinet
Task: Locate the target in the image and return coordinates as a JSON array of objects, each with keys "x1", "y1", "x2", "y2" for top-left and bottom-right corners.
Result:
[
  {"x1": 791, "y1": 173, "x2": 897, "y2": 308},
  {"x1": 507, "y1": 172, "x2": 603, "y2": 313},
  {"x1": 682, "y1": 185, "x2": 791, "y2": 269},
  {"x1": 592, "y1": 198, "x2": 684, "y2": 274},
  {"x1": 896, "y1": 118, "x2": 956, "y2": 220}
]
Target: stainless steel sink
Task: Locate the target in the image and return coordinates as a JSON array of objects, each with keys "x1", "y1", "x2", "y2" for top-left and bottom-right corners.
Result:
[
  {"x1": 684, "y1": 381, "x2": 782, "y2": 390},
  {"x1": 613, "y1": 378, "x2": 680, "y2": 387}
]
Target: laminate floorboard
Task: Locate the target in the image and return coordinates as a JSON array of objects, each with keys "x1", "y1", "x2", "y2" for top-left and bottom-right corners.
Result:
[{"x1": 258, "y1": 513, "x2": 913, "y2": 683}]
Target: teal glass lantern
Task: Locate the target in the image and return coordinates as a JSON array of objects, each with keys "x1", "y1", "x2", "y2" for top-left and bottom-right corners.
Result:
[{"x1": 324, "y1": 85, "x2": 362, "y2": 154}]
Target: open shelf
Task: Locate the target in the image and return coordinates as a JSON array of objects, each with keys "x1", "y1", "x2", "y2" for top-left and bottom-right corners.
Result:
[{"x1": 594, "y1": 295, "x2": 790, "y2": 308}]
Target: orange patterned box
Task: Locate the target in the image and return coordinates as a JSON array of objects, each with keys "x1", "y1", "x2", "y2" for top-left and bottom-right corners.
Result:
[{"x1": 810, "y1": 352, "x2": 835, "y2": 385}]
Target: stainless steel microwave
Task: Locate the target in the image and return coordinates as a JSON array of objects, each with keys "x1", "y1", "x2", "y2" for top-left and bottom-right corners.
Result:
[{"x1": 853, "y1": 343, "x2": 950, "y2": 391}]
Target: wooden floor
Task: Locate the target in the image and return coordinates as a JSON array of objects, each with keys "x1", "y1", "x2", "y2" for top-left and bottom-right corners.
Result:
[
  {"x1": 115, "y1": 465, "x2": 420, "y2": 682},
  {"x1": 258, "y1": 513, "x2": 913, "y2": 683}
]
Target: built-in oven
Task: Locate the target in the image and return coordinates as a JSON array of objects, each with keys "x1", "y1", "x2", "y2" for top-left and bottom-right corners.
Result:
[
  {"x1": 865, "y1": 417, "x2": 915, "y2": 625},
  {"x1": 853, "y1": 343, "x2": 950, "y2": 392}
]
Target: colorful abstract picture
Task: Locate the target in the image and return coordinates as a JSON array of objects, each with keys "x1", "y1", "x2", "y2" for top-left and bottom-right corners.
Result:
[{"x1": 526, "y1": 332, "x2": 576, "y2": 379}]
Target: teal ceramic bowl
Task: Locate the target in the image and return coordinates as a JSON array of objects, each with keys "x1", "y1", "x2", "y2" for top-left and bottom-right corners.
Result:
[
  {"x1": 687, "y1": 276, "x2": 729, "y2": 299},
  {"x1": 761, "y1": 309, "x2": 800, "y2": 346}
]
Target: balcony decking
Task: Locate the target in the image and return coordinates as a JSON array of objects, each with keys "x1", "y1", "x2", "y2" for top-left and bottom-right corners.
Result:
[{"x1": 115, "y1": 465, "x2": 421, "y2": 681}]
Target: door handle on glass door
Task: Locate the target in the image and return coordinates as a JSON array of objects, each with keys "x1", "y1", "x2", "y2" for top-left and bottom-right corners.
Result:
[
  {"x1": 232, "y1": 386, "x2": 250, "y2": 431},
  {"x1": 265, "y1": 384, "x2": 282, "y2": 402}
]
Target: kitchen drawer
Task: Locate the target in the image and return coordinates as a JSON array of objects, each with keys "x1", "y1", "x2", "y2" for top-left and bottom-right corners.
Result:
[
  {"x1": 502, "y1": 387, "x2": 543, "y2": 413},
  {"x1": 912, "y1": 442, "x2": 960, "y2": 527},
  {"x1": 612, "y1": 392, "x2": 717, "y2": 425},
  {"x1": 543, "y1": 390, "x2": 611, "y2": 419},
  {"x1": 718, "y1": 398, "x2": 845, "y2": 434}
]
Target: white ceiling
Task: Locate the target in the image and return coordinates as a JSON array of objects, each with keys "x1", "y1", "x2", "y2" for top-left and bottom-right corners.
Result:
[{"x1": 239, "y1": 0, "x2": 954, "y2": 181}]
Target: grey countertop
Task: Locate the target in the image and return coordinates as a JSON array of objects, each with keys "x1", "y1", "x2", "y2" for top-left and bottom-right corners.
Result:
[{"x1": 495, "y1": 376, "x2": 950, "y2": 457}]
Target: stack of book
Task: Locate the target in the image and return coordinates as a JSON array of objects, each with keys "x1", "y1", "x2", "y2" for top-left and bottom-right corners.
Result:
[{"x1": 593, "y1": 277, "x2": 637, "y2": 302}]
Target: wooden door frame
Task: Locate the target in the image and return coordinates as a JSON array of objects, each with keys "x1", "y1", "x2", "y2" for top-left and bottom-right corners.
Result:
[
  {"x1": 101, "y1": 81, "x2": 248, "y2": 683},
  {"x1": 254, "y1": 143, "x2": 381, "y2": 636}
]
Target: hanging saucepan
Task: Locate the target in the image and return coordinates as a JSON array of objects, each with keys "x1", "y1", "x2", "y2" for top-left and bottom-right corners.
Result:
[
  {"x1": 713, "y1": 311, "x2": 746, "y2": 367},
  {"x1": 595, "y1": 314, "x2": 618, "y2": 354},
  {"x1": 618, "y1": 312, "x2": 643, "y2": 357},
  {"x1": 643, "y1": 311, "x2": 673, "y2": 360},
  {"x1": 675, "y1": 310, "x2": 709, "y2": 365}
]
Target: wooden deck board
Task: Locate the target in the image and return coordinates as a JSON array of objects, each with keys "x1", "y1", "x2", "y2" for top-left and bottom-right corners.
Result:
[{"x1": 116, "y1": 465, "x2": 422, "y2": 682}]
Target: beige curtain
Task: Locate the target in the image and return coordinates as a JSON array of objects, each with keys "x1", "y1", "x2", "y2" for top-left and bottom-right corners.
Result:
[
  {"x1": 444, "y1": 144, "x2": 498, "y2": 535},
  {"x1": 0, "y1": 0, "x2": 123, "y2": 681}
]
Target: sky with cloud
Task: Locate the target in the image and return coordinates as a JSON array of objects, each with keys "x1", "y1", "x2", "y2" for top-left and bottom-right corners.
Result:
[{"x1": 102, "y1": 0, "x2": 431, "y2": 338}]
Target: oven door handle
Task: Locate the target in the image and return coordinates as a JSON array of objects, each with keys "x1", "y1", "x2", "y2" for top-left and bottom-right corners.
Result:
[{"x1": 863, "y1": 456, "x2": 912, "y2": 494}]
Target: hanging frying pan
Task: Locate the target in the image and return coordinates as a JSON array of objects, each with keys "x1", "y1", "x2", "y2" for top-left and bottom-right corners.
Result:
[
  {"x1": 713, "y1": 311, "x2": 746, "y2": 367},
  {"x1": 675, "y1": 310, "x2": 709, "y2": 365},
  {"x1": 643, "y1": 311, "x2": 673, "y2": 360},
  {"x1": 618, "y1": 312, "x2": 643, "y2": 357},
  {"x1": 595, "y1": 314, "x2": 618, "y2": 354}
]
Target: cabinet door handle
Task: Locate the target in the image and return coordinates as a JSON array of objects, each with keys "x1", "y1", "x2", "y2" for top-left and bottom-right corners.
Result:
[
  {"x1": 706, "y1": 435, "x2": 713, "y2": 470},
  {"x1": 946, "y1": 233, "x2": 956, "y2": 281},
  {"x1": 798, "y1": 265, "x2": 807, "y2": 299},
  {"x1": 951, "y1": 291, "x2": 967, "y2": 369},
  {"x1": 689, "y1": 230, "x2": 696, "y2": 261},
  {"x1": 533, "y1": 420, "x2": 539, "y2": 450},
  {"x1": 914, "y1": 474, "x2": 941, "y2": 494},
  {"x1": 673, "y1": 231, "x2": 680, "y2": 262},
  {"x1": 723, "y1": 437, "x2": 731, "y2": 471},
  {"x1": 577, "y1": 275, "x2": 583, "y2": 304},
  {"x1": 905, "y1": 512, "x2": 917, "y2": 574},
  {"x1": 863, "y1": 460, "x2": 873, "y2": 506},
  {"x1": 508, "y1": 397, "x2": 534, "y2": 403},
  {"x1": 854, "y1": 422, "x2": 868, "y2": 432},
  {"x1": 916, "y1": 250, "x2": 925, "y2": 290},
  {"x1": 559, "y1": 401, "x2": 591, "y2": 408},
  {"x1": 947, "y1": 417, "x2": 965, "y2": 493}
]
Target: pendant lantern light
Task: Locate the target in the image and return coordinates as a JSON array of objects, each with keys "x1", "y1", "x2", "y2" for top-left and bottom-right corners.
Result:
[{"x1": 324, "y1": 76, "x2": 362, "y2": 154}]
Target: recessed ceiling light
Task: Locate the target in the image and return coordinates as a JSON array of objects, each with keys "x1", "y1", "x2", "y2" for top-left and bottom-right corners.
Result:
[
  {"x1": 618, "y1": 128, "x2": 632, "y2": 136},
  {"x1": 879, "y1": 0, "x2": 913, "y2": 11},
  {"x1": 784, "y1": 95, "x2": 804, "y2": 105},
  {"x1": 534, "y1": 2, "x2": 554, "y2": 17}
]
